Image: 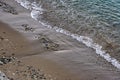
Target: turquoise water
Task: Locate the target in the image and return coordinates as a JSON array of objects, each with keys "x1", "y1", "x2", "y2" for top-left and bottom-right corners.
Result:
[{"x1": 40, "y1": 0, "x2": 120, "y2": 34}]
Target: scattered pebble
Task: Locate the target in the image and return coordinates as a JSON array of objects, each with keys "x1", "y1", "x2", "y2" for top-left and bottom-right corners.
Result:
[
  {"x1": 0, "y1": 56, "x2": 15, "y2": 65},
  {"x1": 0, "y1": 1, "x2": 18, "y2": 15},
  {"x1": 0, "y1": 56, "x2": 53, "y2": 80},
  {"x1": 12, "y1": 73, "x2": 15, "y2": 76},
  {"x1": 21, "y1": 24, "x2": 34, "y2": 32},
  {"x1": 37, "y1": 34, "x2": 59, "y2": 51}
]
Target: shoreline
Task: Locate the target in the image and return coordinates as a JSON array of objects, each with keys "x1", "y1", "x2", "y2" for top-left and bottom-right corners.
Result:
[
  {"x1": 0, "y1": 1, "x2": 80, "y2": 80},
  {"x1": 0, "y1": 15, "x2": 79, "y2": 80},
  {"x1": 15, "y1": 0, "x2": 120, "y2": 69},
  {"x1": 0, "y1": 0, "x2": 120, "y2": 80}
]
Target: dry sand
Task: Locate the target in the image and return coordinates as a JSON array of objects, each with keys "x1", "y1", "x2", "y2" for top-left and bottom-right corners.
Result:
[{"x1": 0, "y1": 0, "x2": 120, "y2": 80}]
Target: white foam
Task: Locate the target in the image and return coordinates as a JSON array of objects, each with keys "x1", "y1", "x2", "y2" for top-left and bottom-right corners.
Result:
[
  {"x1": 15, "y1": 0, "x2": 32, "y2": 10},
  {"x1": 15, "y1": 0, "x2": 43, "y2": 11},
  {"x1": 30, "y1": 2, "x2": 43, "y2": 20},
  {"x1": 15, "y1": 0, "x2": 120, "y2": 70},
  {"x1": 31, "y1": 10, "x2": 40, "y2": 20}
]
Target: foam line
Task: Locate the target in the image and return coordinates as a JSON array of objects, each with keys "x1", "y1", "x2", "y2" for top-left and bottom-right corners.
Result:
[{"x1": 15, "y1": 0, "x2": 120, "y2": 69}]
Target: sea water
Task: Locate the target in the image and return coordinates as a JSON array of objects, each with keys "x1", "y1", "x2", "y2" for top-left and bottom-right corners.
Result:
[{"x1": 15, "y1": 0, "x2": 120, "y2": 69}]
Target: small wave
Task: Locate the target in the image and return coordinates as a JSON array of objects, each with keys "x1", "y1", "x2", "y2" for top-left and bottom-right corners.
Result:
[
  {"x1": 15, "y1": 0, "x2": 120, "y2": 70},
  {"x1": 15, "y1": 0, "x2": 32, "y2": 9}
]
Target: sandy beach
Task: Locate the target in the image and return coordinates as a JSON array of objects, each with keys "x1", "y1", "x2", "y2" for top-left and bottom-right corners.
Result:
[
  {"x1": 0, "y1": 0, "x2": 120, "y2": 80},
  {"x1": 0, "y1": 13, "x2": 79, "y2": 80},
  {"x1": 0, "y1": 0, "x2": 80, "y2": 80}
]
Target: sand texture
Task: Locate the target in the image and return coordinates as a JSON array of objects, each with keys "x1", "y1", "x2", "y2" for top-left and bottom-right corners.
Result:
[{"x1": 0, "y1": 0, "x2": 120, "y2": 80}]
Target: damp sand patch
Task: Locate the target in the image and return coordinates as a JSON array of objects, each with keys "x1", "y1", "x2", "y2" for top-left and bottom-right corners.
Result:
[{"x1": 37, "y1": 34, "x2": 59, "y2": 51}]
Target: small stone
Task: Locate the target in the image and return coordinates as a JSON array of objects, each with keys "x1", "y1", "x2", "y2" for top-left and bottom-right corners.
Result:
[
  {"x1": 0, "y1": 57, "x2": 13, "y2": 64},
  {"x1": 12, "y1": 53, "x2": 15, "y2": 56},
  {"x1": 9, "y1": 78, "x2": 14, "y2": 80},
  {"x1": 12, "y1": 73, "x2": 15, "y2": 76},
  {"x1": 2, "y1": 32, "x2": 6, "y2": 34},
  {"x1": 0, "y1": 36, "x2": 4, "y2": 40},
  {"x1": 0, "y1": 61, "x2": 3, "y2": 65},
  {"x1": 2, "y1": 52, "x2": 6, "y2": 55}
]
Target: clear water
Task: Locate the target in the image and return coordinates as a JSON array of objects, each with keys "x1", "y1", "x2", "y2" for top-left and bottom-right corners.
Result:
[{"x1": 16, "y1": 0, "x2": 120, "y2": 69}]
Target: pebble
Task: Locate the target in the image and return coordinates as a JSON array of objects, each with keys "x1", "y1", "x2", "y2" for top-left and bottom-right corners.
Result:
[
  {"x1": 0, "y1": 71, "x2": 9, "y2": 80},
  {"x1": 12, "y1": 73, "x2": 15, "y2": 76},
  {"x1": 0, "y1": 56, "x2": 15, "y2": 65}
]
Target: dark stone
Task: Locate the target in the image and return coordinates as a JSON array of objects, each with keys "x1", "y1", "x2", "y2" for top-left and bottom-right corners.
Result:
[
  {"x1": 3, "y1": 32, "x2": 6, "y2": 34},
  {"x1": 0, "y1": 36, "x2": 4, "y2": 40},
  {"x1": 0, "y1": 57, "x2": 13, "y2": 64}
]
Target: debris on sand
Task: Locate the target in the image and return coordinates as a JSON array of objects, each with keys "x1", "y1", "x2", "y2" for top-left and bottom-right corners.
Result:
[
  {"x1": 0, "y1": 36, "x2": 9, "y2": 42},
  {"x1": 0, "y1": 59, "x2": 54, "y2": 80},
  {"x1": 0, "y1": 1, "x2": 18, "y2": 15},
  {"x1": 37, "y1": 34, "x2": 59, "y2": 51},
  {"x1": 0, "y1": 56, "x2": 15, "y2": 65},
  {"x1": 0, "y1": 51, "x2": 53, "y2": 80},
  {"x1": 25, "y1": 66, "x2": 47, "y2": 80},
  {"x1": 21, "y1": 24, "x2": 34, "y2": 32}
]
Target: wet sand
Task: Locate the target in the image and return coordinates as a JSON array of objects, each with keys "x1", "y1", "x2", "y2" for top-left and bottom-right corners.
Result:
[
  {"x1": 0, "y1": 1, "x2": 80, "y2": 80},
  {"x1": 0, "y1": 0, "x2": 120, "y2": 80},
  {"x1": 0, "y1": 21, "x2": 79, "y2": 80},
  {"x1": 0, "y1": 21, "x2": 31, "y2": 57}
]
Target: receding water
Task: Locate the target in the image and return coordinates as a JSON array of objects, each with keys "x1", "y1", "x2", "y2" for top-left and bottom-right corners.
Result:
[{"x1": 35, "y1": 0, "x2": 120, "y2": 59}]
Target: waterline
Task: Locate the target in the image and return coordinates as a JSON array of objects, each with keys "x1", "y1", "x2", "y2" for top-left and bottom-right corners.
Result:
[{"x1": 15, "y1": 0, "x2": 120, "y2": 70}]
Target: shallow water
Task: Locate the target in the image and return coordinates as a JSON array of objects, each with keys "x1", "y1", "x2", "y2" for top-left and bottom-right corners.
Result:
[
  {"x1": 40, "y1": 0, "x2": 120, "y2": 59},
  {"x1": 16, "y1": 0, "x2": 120, "y2": 69}
]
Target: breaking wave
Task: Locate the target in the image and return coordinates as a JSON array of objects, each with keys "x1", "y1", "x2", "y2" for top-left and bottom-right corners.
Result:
[{"x1": 15, "y1": 0, "x2": 120, "y2": 69}]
